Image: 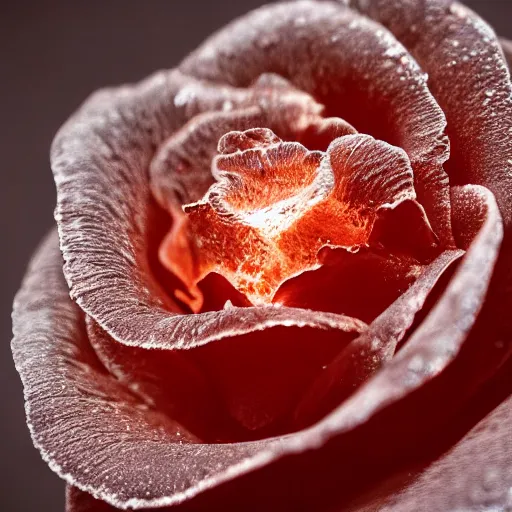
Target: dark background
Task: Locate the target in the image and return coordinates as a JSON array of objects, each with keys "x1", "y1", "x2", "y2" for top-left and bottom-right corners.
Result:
[{"x1": 1, "y1": 1, "x2": 510, "y2": 510}]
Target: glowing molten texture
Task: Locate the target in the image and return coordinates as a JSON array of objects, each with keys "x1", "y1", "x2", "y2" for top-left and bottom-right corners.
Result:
[{"x1": 165, "y1": 128, "x2": 419, "y2": 307}]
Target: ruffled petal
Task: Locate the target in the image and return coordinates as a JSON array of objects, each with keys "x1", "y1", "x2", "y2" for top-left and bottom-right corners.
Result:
[
  {"x1": 51, "y1": 70, "x2": 366, "y2": 350},
  {"x1": 182, "y1": 132, "x2": 421, "y2": 305},
  {"x1": 348, "y1": 0, "x2": 512, "y2": 414},
  {"x1": 312, "y1": 185, "x2": 502, "y2": 435},
  {"x1": 180, "y1": 0, "x2": 454, "y2": 245},
  {"x1": 351, "y1": 0, "x2": 512, "y2": 231},
  {"x1": 10, "y1": 231, "x2": 363, "y2": 509},
  {"x1": 86, "y1": 318, "x2": 236, "y2": 441},
  {"x1": 150, "y1": 74, "x2": 325, "y2": 212}
]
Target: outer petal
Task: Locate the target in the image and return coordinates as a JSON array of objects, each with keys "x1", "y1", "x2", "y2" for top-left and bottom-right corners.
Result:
[
  {"x1": 345, "y1": 392, "x2": 512, "y2": 512},
  {"x1": 51, "y1": 70, "x2": 365, "y2": 351},
  {"x1": 66, "y1": 393, "x2": 512, "y2": 512},
  {"x1": 351, "y1": 0, "x2": 512, "y2": 231},
  {"x1": 180, "y1": 0, "x2": 454, "y2": 245},
  {"x1": 294, "y1": 248, "x2": 463, "y2": 426},
  {"x1": 13, "y1": 181, "x2": 502, "y2": 509},
  {"x1": 11, "y1": 231, "x2": 286, "y2": 509}
]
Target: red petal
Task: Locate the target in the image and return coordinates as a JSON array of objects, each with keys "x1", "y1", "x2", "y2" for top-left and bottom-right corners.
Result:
[
  {"x1": 51, "y1": 71, "x2": 366, "y2": 350},
  {"x1": 183, "y1": 133, "x2": 421, "y2": 305},
  {"x1": 150, "y1": 74, "x2": 325, "y2": 212},
  {"x1": 14, "y1": 182, "x2": 501, "y2": 508},
  {"x1": 348, "y1": 393, "x2": 512, "y2": 511},
  {"x1": 11, "y1": 232, "x2": 363, "y2": 508},
  {"x1": 352, "y1": 0, "x2": 512, "y2": 232},
  {"x1": 181, "y1": 0, "x2": 454, "y2": 245},
  {"x1": 294, "y1": 248, "x2": 463, "y2": 427},
  {"x1": 275, "y1": 249, "x2": 421, "y2": 322},
  {"x1": 351, "y1": 1, "x2": 512, "y2": 392},
  {"x1": 191, "y1": 324, "x2": 360, "y2": 433},
  {"x1": 87, "y1": 318, "x2": 236, "y2": 441}
]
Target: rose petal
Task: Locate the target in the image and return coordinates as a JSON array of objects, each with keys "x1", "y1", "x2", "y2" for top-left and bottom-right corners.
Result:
[
  {"x1": 297, "y1": 116, "x2": 357, "y2": 151},
  {"x1": 10, "y1": 231, "x2": 286, "y2": 507},
  {"x1": 150, "y1": 107, "x2": 264, "y2": 211},
  {"x1": 275, "y1": 249, "x2": 422, "y2": 322},
  {"x1": 180, "y1": 0, "x2": 454, "y2": 245},
  {"x1": 346, "y1": 393, "x2": 512, "y2": 512},
  {"x1": 351, "y1": 0, "x2": 512, "y2": 231},
  {"x1": 179, "y1": 184, "x2": 504, "y2": 509},
  {"x1": 183, "y1": 133, "x2": 422, "y2": 305},
  {"x1": 87, "y1": 318, "x2": 238, "y2": 441},
  {"x1": 294, "y1": 248, "x2": 463, "y2": 427},
  {"x1": 11, "y1": 231, "x2": 365, "y2": 509},
  {"x1": 14, "y1": 181, "x2": 501, "y2": 509},
  {"x1": 52, "y1": 70, "x2": 366, "y2": 350},
  {"x1": 349, "y1": 1, "x2": 512, "y2": 403},
  {"x1": 88, "y1": 300, "x2": 363, "y2": 438},
  {"x1": 311, "y1": 185, "x2": 502, "y2": 434},
  {"x1": 190, "y1": 323, "x2": 361, "y2": 433},
  {"x1": 150, "y1": 74, "x2": 325, "y2": 211}
]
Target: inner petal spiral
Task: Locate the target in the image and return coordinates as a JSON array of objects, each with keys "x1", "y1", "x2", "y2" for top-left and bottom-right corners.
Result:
[{"x1": 164, "y1": 128, "x2": 421, "y2": 307}]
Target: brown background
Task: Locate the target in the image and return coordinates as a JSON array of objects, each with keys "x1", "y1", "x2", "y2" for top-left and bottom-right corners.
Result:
[{"x1": 1, "y1": 1, "x2": 511, "y2": 510}]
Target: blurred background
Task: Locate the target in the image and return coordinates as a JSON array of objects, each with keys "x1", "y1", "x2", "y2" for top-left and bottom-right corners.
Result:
[{"x1": 1, "y1": 1, "x2": 510, "y2": 510}]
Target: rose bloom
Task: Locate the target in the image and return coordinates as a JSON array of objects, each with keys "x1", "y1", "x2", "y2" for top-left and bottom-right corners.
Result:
[{"x1": 12, "y1": 1, "x2": 512, "y2": 511}]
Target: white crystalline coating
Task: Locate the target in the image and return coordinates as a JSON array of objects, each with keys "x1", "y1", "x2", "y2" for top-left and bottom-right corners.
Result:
[{"x1": 174, "y1": 85, "x2": 198, "y2": 108}]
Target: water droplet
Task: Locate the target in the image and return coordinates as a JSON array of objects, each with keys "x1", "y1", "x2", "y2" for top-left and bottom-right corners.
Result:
[{"x1": 222, "y1": 100, "x2": 233, "y2": 112}]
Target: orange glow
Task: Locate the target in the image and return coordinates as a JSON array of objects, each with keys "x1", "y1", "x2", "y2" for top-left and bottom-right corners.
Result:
[{"x1": 162, "y1": 128, "x2": 417, "y2": 309}]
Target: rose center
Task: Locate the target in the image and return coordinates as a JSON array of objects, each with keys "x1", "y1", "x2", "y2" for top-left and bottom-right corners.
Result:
[{"x1": 160, "y1": 125, "x2": 425, "y2": 310}]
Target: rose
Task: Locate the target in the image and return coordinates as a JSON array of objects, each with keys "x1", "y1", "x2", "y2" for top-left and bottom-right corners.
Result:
[{"x1": 12, "y1": 0, "x2": 512, "y2": 510}]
